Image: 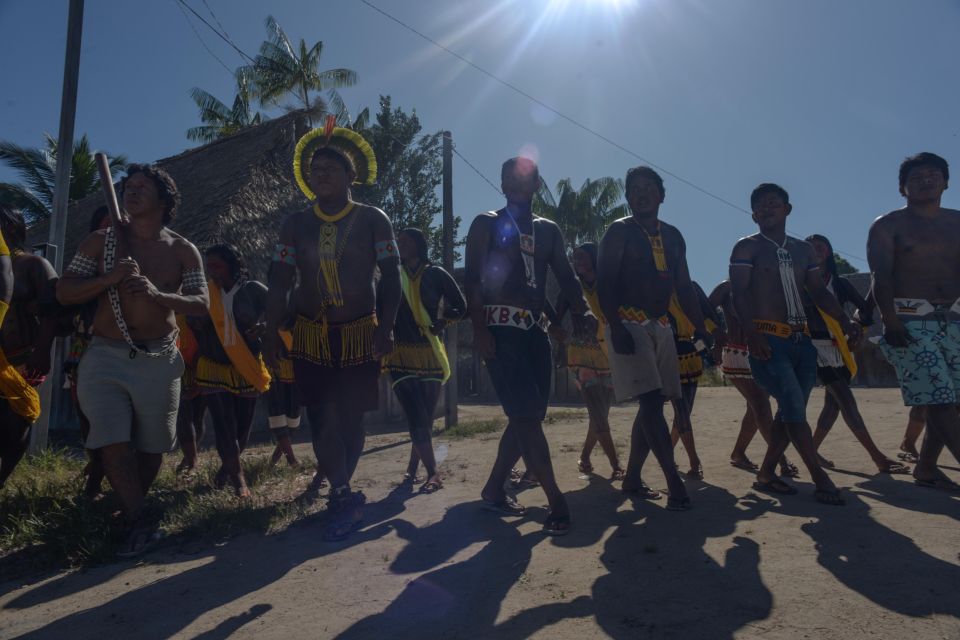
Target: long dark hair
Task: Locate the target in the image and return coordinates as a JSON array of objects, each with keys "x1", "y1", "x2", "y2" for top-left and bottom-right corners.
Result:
[
  {"x1": 805, "y1": 234, "x2": 849, "y2": 305},
  {"x1": 205, "y1": 243, "x2": 248, "y2": 284},
  {"x1": 0, "y1": 203, "x2": 26, "y2": 251},
  {"x1": 400, "y1": 227, "x2": 431, "y2": 265},
  {"x1": 575, "y1": 242, "x2": 598, "y2": 281}
]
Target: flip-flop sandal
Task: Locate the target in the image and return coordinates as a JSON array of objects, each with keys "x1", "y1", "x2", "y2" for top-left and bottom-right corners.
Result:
[
  {"x1": 621, "y1": 484, "x2": 663, "y2": 500},
  {"x1": 511, "y1": 477, "x2": 540, "y2": 490},
  {"x1": 685, "y1": 466, "x2": 704, "y2": 480},
  {"x1": 542, "y1": 513, "x2": 571, "y2": 536},
  {"x1": 610, "y1": 468, "x2": 626, "y2": 481},
  {"x1": 577, "y1": 460, "x2": 594, "y2": 474},
  {"x1": 897, "y1": 451, "x2": 919, "y2": 463},
  {"x1": 116, "y1": 523, "x2": 161, "y2": 559},
  {"x1": 914, "y1": 476, "x2": 960, "y2": 493},
  {"x1": 419, "y1": 480, "x2": 443, "y2": 494},
  {"x1": 814, "y1": 488, "x2": 846, "y2": 506},
  {"x1": 753, "y1": 479, "x2": 798, "y2": 495},
  {"x1": 666, "y1": 496, "x2": 692, "y2": 511},
  {"x1": 877, "y1": 461, "x2": 911, "y2": 475},
  {"x1": 481, "y1": 496, "x2": 526, "y2": 516},
  {"x1": 779, "y1": 463, "x2": 801, "y2": 478},
  {"x1": 509, "y1": 468, "x2": 524, "y2": 481},
  {"x1": 730, "y1": 459, "x2": 759, "y2": 472}
]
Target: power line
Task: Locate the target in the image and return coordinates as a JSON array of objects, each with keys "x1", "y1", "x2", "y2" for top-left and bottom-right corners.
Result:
[
  {"x1": 452, "y1": 145, "x2": 501, "y2": 194},
  {"x1": 357, "y1": 0, "x2": 868, "y2": 265},
  {"x1": 200, "y1": 0, "x2": 233, "y2": 42},
  {"x1": 175, "y1": 0, "x2": 256, "y2": 65},
  {"x1": 173, "y1": 0, "x2": 233, "y2": 74}
]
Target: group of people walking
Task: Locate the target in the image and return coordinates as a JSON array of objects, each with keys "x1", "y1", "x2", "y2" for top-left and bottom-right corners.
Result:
[{"x1": 0, "y1": 118, "x2": 956, "y2": 553}]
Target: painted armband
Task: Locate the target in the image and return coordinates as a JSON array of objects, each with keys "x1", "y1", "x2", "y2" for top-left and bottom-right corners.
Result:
[
  {"x1": 65, "y1": 252, "x2": 98, "y2": 277},
  {"x1": 182, "y1": 268, "x2": 207, "y2": 292},
  {"x1": 375, "y1": 239, "x2": 398, "y2": 261},
  {"x1": 273, "y1": 243, "x2": 297, "y2": 266}
]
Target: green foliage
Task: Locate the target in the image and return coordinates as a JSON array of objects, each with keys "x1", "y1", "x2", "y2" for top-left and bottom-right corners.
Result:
[
  {"x1": 243, "y1": 15, "x2": 358, "y2": 122},
  {"x1": 834, "y1": 255, "x2": 859, "y2": 275},
  {"x1": 533, "y1": 176, "x2": 629, "y2": 250},
  {"x1": 0, "y1": 134, "x2": 127, "y2": 222},
  {"x1": 353, "y1": 96, "x2": 462, "y2": 263},
  {"x1": 186, "y1": 67, "x2": 264, "y2": 143}
]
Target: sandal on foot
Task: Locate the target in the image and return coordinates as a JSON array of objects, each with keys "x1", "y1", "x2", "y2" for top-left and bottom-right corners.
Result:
[
  {"x1": 666, "y1": 496, "x2": 692, "y2": 511},
  {"x1": 610, "y1": 468, "x2": 626, "y2": 482},
  {"x1": 685, "y1": 465, "x2": 704, "y2": 480},
  {"x1": 542, "y1": 513, "x2": 571, "y2": 536},
  {"x1": 402, "y1": 472, "x2": 423, "y2": 484},
  {"x1": 509, "y1": 468, "x2": 524, "y2": 481},
  {"x1": 622, "y1": 483, "x2": 662, "y2": 500},
  {"x1": 730, "y1": 459, "x2": 759, "y2": 472},
  {"x1": 753, "y1": 479, "x2": 798, "y2": 495},
  {"x1": 877, "y1": 460, "x2": 911, "y2": 475},
  {"x1": 577, "y1": 460, "x2": 594, "y2": 474},
  {"x1": 897, "y1": 451, "x2": 919, "y2": 463},
  {"x1": 779, "y1": 462, "x2": 801, "y2": 478},
  {"x1": 481, "y1": 495, "x2": 526, "y2": 516},
  {"x1": 323, "y1": 491, "x2": 365, "y2": 541},
  {"x1": 419, "y1": 479, "x2": 443, "y2": 494},
  {"x1": 814, "y1": 488, "x2": 845, "y2": 506},
  {"x1": 117, "y1": 520, "x2": 161, "y2": 559},
  {"x1": 511, "y1": 476, "x2": 540, "y2": 490},
  {"x1": 914, "y1": 475, "x2": 960, "y2": 494}
]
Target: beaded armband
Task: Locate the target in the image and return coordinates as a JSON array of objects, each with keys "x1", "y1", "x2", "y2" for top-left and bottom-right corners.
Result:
[
  {"x1": 374, "y1": 239, "x2": 397, "y2": 261},
  {"x1": 182, "y1": 268, "x2": 207, "y2": 291},
  {"x1": 273, "y1": 243, "x2": 296, "y2": 265},
  {"x1": 66, "y1": 252, "x2": 98, "y2": 277}
]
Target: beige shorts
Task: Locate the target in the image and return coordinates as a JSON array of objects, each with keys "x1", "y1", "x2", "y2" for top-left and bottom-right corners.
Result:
[
  {"x1": 78, "y1": 336, "x2": 184, "y2": 453},
  {"x1": 606, "y1": 320, "x2": 681, "y2": 402}
]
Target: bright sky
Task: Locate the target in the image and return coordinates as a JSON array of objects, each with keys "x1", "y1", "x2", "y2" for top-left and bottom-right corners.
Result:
[{"x1": 1, "y1": 0, "x2": 958, "y2": 284}]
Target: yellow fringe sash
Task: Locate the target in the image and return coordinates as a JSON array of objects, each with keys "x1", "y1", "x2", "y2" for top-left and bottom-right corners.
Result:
[
  {"x1": 402, "y1": 267, "x2": 450, "y2": 382},
  {"x1": 816, "y1": 308, "x2": 858, "y2": 377},
  {"x1": 292, "y1": 313, "x2": 378, "y2": 367},
  {"x1": 314, "y1": 202, "x2": 356, "y2": 308},
  {"x1": 196, "y1": 356, "x2": 258, "y2": 395},
  {"x1": 383, "y1": 341, "x2": 446, "y2": 379},
  {"x1": 642, "y1": 224, "x2": 696, "y2": 339},
  {"x1": 207, "y1": 282, "x2": 271, "y2": 393},
  {"x1": 0, "y1": 299, "x2": 41, "y2": 421}
]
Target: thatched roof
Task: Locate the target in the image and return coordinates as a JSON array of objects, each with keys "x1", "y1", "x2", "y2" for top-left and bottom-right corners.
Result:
[{"x1": 27, "y1": 110, "x2": 313, "y2": 281}]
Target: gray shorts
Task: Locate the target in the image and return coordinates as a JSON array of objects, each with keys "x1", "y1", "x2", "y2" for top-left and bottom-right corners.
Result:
[
  {"x1": 78, "y1": 336, "x2": 184, "y2": 453},
  {"x1": 606, "y1": 320, "x2": 681, "y2": 402}
]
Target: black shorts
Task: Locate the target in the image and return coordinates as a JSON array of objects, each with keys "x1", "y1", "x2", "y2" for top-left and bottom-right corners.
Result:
[
  {"x1": 817, "y1": 365, "x2": 851, "y2": 385},
  {"x1": 292, "y1": 359, "x2": 381, "y2": 411},
  {"x1": 484, "y1": 326, "x2": 552, "y2": 421}
]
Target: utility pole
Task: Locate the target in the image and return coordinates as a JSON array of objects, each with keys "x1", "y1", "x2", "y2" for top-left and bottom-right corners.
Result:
[
  {"x1": 442, "y1": 131, "x2": 458, "y2": 429},
  {"x1": 33, "y1": 0, "x2": 85, "y2": 451}
]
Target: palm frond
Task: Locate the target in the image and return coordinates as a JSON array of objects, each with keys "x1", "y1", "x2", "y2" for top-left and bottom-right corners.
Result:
[
  {"x1": 0, "y1": 141, "x2": 55, "y2": 207},
  {"x1": 0, "y1": 182, "x2": 51, "y2": 221}
]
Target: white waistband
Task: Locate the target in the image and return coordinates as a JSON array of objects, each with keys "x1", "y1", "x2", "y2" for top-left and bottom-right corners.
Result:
[
  {"x1": 484, "y1": 305, "x2": 547, "y2": 330},
  {"x1": 894, "y1": 298, "x2": 960, "y2": 318}
]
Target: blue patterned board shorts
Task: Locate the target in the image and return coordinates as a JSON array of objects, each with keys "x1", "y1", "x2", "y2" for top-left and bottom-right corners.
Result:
[{"x1": 878, "y1": 319, "x2": 960, "y2": 406}]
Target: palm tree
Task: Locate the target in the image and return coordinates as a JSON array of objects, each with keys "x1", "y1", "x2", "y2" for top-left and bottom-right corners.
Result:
[
  {"x1": 0, "y1": 134, "x2": 127, "y2": 222},
  {"x1": 534, "y1": 177, "x2": 629, "y2": 249},
  {"x1": 186, "y1": 68, "x2": 264, "y2": 143},
  {"x1": 244, "y1": 15, "x2": 358, "y2": 123}
]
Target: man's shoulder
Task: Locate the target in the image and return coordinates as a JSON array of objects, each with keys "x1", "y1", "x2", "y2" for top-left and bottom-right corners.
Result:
[
  {"x1": 467, "y1": 210, "x2": 500, "y2": 234},
  {"x1": 164, "y1": 229, "x2": 199, "y2": 255},
  {"x1": 353, "y1": 202, "x2": 389, "y2": 224}
]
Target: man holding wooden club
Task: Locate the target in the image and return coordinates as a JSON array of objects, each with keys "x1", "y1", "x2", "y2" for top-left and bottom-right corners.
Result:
[{"x1": 57, "y1": 161, "x2": 208, "y2": 557}]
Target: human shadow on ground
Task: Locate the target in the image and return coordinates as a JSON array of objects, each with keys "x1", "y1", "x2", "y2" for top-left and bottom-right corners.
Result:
[
  {"x1": 337, "y1": 478, "x2": 772, "y2": 640},
  {"x1": 3, "y1": 483, "x2": 423, "y2": 640},
  {"x1": 761, "y1": 487, "x2": 959, "y2": 620},
  {"x1": 588, "y1": 482, "x2": 772, "y2": 640}
]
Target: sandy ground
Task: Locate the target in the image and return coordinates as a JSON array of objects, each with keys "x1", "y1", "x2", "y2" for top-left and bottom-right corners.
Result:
[{"x1": 1, "y1": 387, "x2": 958, "y2": 640}]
